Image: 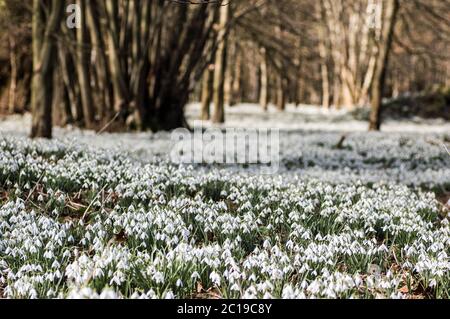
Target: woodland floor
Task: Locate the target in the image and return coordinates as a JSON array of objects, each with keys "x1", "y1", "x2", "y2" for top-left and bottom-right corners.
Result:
[{"x1": 0, "y1": 104, "x2": 449, "y2": 299}]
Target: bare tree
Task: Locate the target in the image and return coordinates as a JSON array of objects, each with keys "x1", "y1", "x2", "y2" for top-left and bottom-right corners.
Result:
[
  {"x1": 30, "y1": 0, "x2": 64, "y2": 138},
  {"x1": 212, "y1": 2, "x2": 230, "y2": 124},
  {"x1": 369, "y1": 0, "x2": 400, "y2": 130},
  {"x1": 201, "y1": 65, "x2": 214, "y2": 120}
]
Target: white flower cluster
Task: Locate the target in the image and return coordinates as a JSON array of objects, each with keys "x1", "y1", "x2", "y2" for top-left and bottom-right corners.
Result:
[{"x1": 0, "y1": 132, "x2": 449, "y2": 299}]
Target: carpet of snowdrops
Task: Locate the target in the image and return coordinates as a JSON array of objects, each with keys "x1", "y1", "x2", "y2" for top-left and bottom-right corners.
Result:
[{"x1": 0, "y1": 104, "x2": 449, "y2": 299}]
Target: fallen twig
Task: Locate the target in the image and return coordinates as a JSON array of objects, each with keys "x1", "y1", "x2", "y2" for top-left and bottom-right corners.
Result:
[
  {"x1": 25, "y1": 171, "x2": 46, "y2": 203},
  {"x1": 81, "y1": 184, "x2": 108, "y2": 222},
  {"x1": 96, "y1": 112, "x2": 121, "y2": 135}
]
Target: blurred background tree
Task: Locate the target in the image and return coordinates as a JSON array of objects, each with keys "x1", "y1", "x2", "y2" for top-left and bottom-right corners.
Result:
[{"x1": 0, "y1": 0, "x2": 31, "y2": 116}]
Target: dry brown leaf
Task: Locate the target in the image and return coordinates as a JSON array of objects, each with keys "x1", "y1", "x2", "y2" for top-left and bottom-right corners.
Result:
[
  {"x1": 196, "y1": 281, "x2": 204, "y2": 294},
  {"x1": 192, "y1": 283, "x2": 222, "y2": 299},
  {"x1": 225, "y1": 199, "x2": 238, "y2": 212},
  {"x1": 206, "y1": 287, "x2": 222, "y2": 299},
  {"x1": 399, "y1": 285, "x2": 409, "y2": 294}
]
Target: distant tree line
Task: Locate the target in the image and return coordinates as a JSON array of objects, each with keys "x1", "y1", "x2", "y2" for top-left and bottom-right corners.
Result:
[
  {"x1": 0, "y1": 0, "x2": 449, "y2": 137},
  {"x1": 215, "y1": 0, "x2": 448, "y2": 129}
]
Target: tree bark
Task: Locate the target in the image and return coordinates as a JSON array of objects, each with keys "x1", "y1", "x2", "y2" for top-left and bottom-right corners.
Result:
[
  {"x1": 105, "y1": 0, "x2": 129, "y2": 117},
  {"x1": 229, "y1": 42, "x2": 242, "y2": 106},
  {"x1": 76, "y1": 0, "x2": 95, "y2": 128},
  {"x1": 276, "y1": 75, "x2": 286, "y2": 111},
  {"x1": 259, "y1": 47, "x2": 269, "y2": 111},
  {"x1": 318, "y1": 32, "x2": 330, "y2": 109},
  {"x1": 86, "y1": 1, "x2": 113, "y2": 120},
  {"x1": 8, "y1": 35, "x2": 17, "y2": 113},
  {"x1": 212, "y1": 3, "x2": 230, "y2": 124},
  {"x1": 201, "y1": 66, "x2": 214, "y2": 120},
  {"x1": 320, "y1": 62, "x2": 330, "y2": 109},
  {"x1": 30, "y1": 0, "x2": 64, "y2": 139},
  {"x1": 369, "y1": 0, "x2": 400, "y2": 131}
]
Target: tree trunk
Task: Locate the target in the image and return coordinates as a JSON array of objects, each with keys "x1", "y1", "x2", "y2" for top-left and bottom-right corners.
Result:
[
  {"x1": 297, "y1": 56, "x2": 305, "y2": 107},
  {"x1": 129, "y1": 0, "x2": 152, "y2": 130},
  {"x1": 212, "y1": 3, "x2": 230, "y2": 124},
  {"x1": 321, "y1": 62, "x2": 330, "y2": 109},
  {"x1": 30, "y1": 0, "x2": 64, "y2": 139},
  {"x1": 317, "y1": 5, "x2": 330, "y2": 109},
  {"x1": 8, "y1": 36, "x2": 17, "y2": 114},
  {"x1": 259, "y1": 47, "x2": 269, "y2": 111},
  {"x1": 341, "y1": 69, "x2": 356, "y2": 109},
  {"x1": 52, "y1": 65, "x2": 65, "y2": 126},
  {"x1": 230, "y1": 43, "x2": 242, "y2": 106},
  {"x1": 76, "y1": 0, "x2": 95, "y2": 128},
  {"x1": 332, "y1": 65, "x2": 341, "y2": 108},
  {"x1": 276, "y1": 75, "x2": 286, "y2": 111},
  {"x1": 201, "y1": 66, "x2": 214, "y2": 120},
  {"x1": 61, "y1": 83, "x2": 74, "y2": 125},
  {"x1": 105, "y1": 0, "x2": 129, "y2": 117},
  {"x1": 58, "y1": 47, "x2": 82, "y2": 124},
  {"x1": 86, "y1": 1, "x2": 114, "y2": 120},
  {"x1": 369, "y1": 0, "x2": 400, "y2": 131}
]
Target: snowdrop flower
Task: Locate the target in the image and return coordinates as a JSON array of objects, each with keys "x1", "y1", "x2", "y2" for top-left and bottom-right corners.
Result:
[
  {"x1": 152, "y1": 272, "x2": 165, "y2": 284},
  {"x1": 282, "y1": 286, "x2": 295, "y2": 299},
  {"x1": 210, "y1": 271, "x2": 221, "y2": 286},
  {"x1": 100, "y1": 288, "x2": 120, "y2": 299},
  {"x1": 164, "y1": 291, "x2": 175, "y2": 299},
  {"x1": 1, "y1": 132, "x2": 449, "y2": 299}
]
